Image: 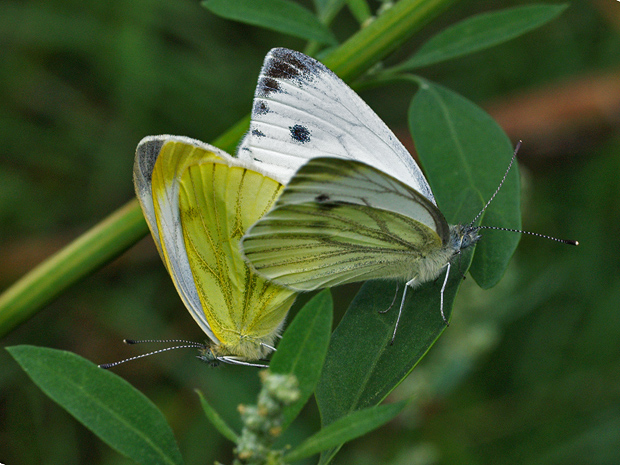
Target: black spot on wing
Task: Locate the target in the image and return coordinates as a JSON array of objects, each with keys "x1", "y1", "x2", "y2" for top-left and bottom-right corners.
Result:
[
  {"x1": 258, "y1": 77, "x2": 280, "y2": 96},
  {"x1": 290, "y1": 124, "x2": 311, "y2": 143},
  {"x1": 251, "y1": 129, "x2": 265, "y2": 138},
  {"x1": 313, "y1": 194, "x2": 340, "y2": 211},
  {"x1": 253, "y1": 100, "x2": 269, "y2": 115}
]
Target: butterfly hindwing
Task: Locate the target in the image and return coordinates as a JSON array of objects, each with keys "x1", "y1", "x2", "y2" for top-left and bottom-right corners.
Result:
[{"x1": 242, "y1": 158, "x2": 450, "y2": 290}]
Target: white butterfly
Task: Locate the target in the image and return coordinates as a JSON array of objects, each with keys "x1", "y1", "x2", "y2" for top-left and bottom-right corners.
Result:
[{"x1": 240, "y1": 49, "x2": 575, "y2": 341}]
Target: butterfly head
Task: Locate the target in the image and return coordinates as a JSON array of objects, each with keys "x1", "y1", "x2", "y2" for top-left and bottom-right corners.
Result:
[
  {"x1": 197, "y1": 346, "x2": 222, "y2": 367},
  {"x1": 451, "y1": 224, "x2": 482, "y2": 253}
]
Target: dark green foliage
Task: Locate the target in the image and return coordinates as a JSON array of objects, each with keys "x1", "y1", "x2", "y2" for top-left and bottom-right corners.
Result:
[{"x1": 1, "y1": 1, "x2": 618, "y2": 464}]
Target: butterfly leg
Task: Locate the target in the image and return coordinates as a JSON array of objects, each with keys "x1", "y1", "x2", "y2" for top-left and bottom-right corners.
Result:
[
  {"x1": 389, "y1": 278, "x2": 417, "y2": 345},
  {"x1": 390, "y1": 263, "x2": 452, "y2": 344},
  {"x1": 261, "y1": 342, "x2": 277, "y2": 352},
  {"x1": 440, "y1": 262, "x2": 451, "y2": 325}
]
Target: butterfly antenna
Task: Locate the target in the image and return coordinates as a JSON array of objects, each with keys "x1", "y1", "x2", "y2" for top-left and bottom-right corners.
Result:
[
  {"x1": 477, "y1": 226, "x2": 578, "y2": 245},
  {"x1": 467, "y1": 140, "x2": 579, "y2": 246},
  {"x1": 468, "y1": 140, "x2": 521, "y2": 228},
  {"x1": 123, "y1": 338, "x2": 204, "y2": 346},
  {"x1": 99, "y1": 339, "x2": 206, "y2": 369}
]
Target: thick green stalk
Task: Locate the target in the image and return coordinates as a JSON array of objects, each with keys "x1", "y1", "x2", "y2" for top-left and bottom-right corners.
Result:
[
  {"x1": 0, "y1": 0, "x2": 458, "y2": 337},
  {"x1": 0, "y1": 201, "x2": 147, "y2": 337},
  {"x1": 321, "y1": 0, "x2": 456, "y2": 80}
]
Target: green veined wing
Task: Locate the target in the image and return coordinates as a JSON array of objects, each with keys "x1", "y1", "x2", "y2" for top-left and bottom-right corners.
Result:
[{"x1": 242, "y1": 157, "x2": 453, "y2": 291}]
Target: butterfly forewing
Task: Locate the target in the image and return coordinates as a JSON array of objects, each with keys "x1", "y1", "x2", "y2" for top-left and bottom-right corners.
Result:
[
  {"x1": 135, "y1": 136, "x2": 297, "y2": 360},
  {"x1": 242, "y1": 158, "x2": 449, "y2": 291},
  {"x1": 134, "y1": 137, "x2": 165, "y2": 254},
  {"x1": 239, "y1": 48, "x2": 435, "y2": 203},
  {"x1": 140, "y1": 137, "x2": 224, "y2": 342}
]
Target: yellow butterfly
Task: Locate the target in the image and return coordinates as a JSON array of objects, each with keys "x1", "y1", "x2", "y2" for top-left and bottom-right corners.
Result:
[{"x1": 133, "y1": 135, "x2": 297, "y2": 367}]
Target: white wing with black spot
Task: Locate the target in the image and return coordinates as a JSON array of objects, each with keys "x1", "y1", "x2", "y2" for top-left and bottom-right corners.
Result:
[{"x1": 237, "y1": 48, "x2": 436, "y2": 204}]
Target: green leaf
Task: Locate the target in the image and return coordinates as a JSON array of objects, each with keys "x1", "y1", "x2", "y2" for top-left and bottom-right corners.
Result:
[
  {"x1": 315, "y1": 268, "x2": 468, "y2": 463},
  {"x1": 196, "y1": 389, "x2": 239, "y2": 444},
  {"x1": 409, "y1": 78, "x2": 521, "y2": 289},
  {"x1": 398, "y1": 4, "x2": 568, "y2": 69},
  {"x1": 7, "y1": 345, "x2": 183, "y2": 465},
  {"x1": 284, "y1": 399, "x2": 407, "y2": 462},
  {"x1": 202, "y1": 0, "x2": 337, "y2": 45},
  {"x1": 269, "y1": 290, "x2": 333, "y2": 428}
]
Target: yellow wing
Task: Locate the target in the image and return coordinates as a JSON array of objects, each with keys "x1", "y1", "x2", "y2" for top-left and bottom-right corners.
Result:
[{"x1": 135, "y1": 135, "x2": 296, "y2": 361}]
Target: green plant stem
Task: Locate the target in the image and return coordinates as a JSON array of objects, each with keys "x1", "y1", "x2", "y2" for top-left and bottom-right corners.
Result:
[
  {"x1": 0, "y1": 0, "x2": 459, "y2": 337},
  {"x1": 0, "y1": 200, "x2": 148, "y2": 338},
  {"x1": 321, "y1": 0, "x2": 457, "y2": 81}
]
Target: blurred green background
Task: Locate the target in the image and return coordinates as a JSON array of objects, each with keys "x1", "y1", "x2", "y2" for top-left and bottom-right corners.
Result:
[{"x1": 1, "y1": 0, "x2": 619, "y2": 464}]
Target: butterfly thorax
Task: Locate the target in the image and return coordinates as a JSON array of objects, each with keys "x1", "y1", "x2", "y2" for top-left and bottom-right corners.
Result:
[
  {"x1": 408, "y1": 224, "x2": 481, "y2": 286},
  {"x1": 197, "y1": 346, "x2": 222, "y2": 367}
]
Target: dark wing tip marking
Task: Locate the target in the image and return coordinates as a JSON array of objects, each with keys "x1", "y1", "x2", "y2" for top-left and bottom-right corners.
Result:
[
  {"x1": 265, "y1": 48, "x2": 322, "y2": 86},
  {"x1": 135, "y1": 138, "x2": 166, "y2": 183},
  {"x1": 264, "y1": 55, "x2": 302, "y2": 80},
  {"x1": 258, "y1": 77, "x2": 281, "y2": 96},
  {"x1": 290, "y1": 124, "x2": 311, "y2": 143}
]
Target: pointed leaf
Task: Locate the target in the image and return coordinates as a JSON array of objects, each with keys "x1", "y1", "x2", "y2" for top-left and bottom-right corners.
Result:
[
  {"x1": 399, "y1": 4, "x2": 568, "y2": 69},
  {"x1": 270, "y1": 290, "x2": 333, "y2": 428},
  {"x1": 203, "y1": 0, "x2": 337, "y2": 45},
  {"x1": 409, "y1": 79, "x2": 521, "y2": 288},
  {"x1": 316, "y1": 263, "x2": 469, "y2": 462},
  {"x1": 284, "y1": 399, "x2": 407, "y2": 462},
  {"x1": 196, "y1": 389, "x2": 239, "y2": 443},
  {"x1": 7, "y1": 345, "x2": 183, "y2": 465}
]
